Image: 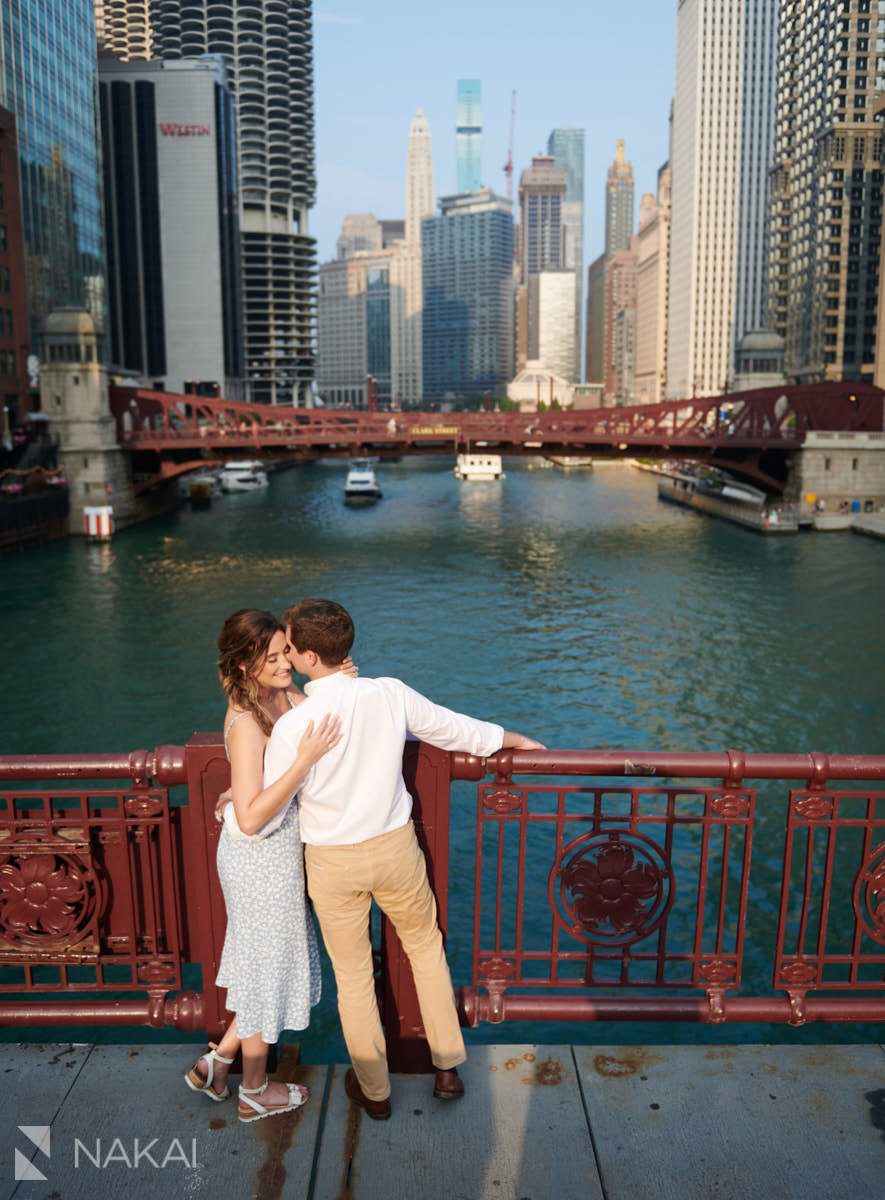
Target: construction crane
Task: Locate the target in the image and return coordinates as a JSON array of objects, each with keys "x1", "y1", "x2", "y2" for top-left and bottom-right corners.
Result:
[{"x1": 503, "y1": 89, "x2": 516, "y2": 200}]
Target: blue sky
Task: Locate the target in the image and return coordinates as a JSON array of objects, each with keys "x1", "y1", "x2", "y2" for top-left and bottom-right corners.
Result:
[{"x1": 313, "y1": 1, "x2": 676, "y2": 264}]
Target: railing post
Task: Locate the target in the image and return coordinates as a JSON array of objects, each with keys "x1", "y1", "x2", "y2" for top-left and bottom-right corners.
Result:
[
  {"x1": 179, "y1": 733, "x2": 231, "y2": 1042},
  {"x1": 382, "y1": 743, "x2": 454, "y2": 1073}
]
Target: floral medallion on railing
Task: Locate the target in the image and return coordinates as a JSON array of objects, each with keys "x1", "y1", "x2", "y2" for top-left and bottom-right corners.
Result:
[
  {"x1": 0, "y1": 834, "x2": 101, "y2": 955},
  {"x1": 854, "y1": 842, "x2": 885, "y2": 946},
  {"x1": 550, "y1": 831, "x2": 673, "y2": 946}
]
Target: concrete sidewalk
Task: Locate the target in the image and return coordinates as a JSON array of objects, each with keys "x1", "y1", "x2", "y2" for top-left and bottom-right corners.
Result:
[{"x1": 1, "y1": 1043, "x2": 883, "y2": 1199}]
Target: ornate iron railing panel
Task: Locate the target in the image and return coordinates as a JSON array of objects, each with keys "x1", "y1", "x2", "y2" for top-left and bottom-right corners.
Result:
[
  {"x1": 460, "y1": 751, "x2": 885, "y2": 1030},
  {"x1": 474, "y1": 783, "x2": 754, "y2": 1007},
  {"x1": 775, "y1": 788, "x2": 885, "y2": 1012},
  {"x1": 0, "y1": 787, "x2": 183, "y2": 998}
]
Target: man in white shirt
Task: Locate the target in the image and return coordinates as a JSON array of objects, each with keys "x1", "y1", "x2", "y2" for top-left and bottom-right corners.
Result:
[{"x1": 264, "y1": 599, "x2": 542, "y2": 1119}]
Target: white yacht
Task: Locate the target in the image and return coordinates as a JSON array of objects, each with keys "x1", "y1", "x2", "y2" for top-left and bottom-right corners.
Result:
[
  {"x1": 454, "y1": 453, "x2": 505, "y2": 481},
  {"x1": 344, "y1": 459, "x2": 382, "y2": 501},
  {"x1": 219, "y1": 460, "x2": 269, "y2": 493}
]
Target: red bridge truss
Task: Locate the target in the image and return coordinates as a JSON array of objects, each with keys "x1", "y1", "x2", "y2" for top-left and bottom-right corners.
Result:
[{"x1": 110, "y1": 382, "x2": 884, "y2": 493}]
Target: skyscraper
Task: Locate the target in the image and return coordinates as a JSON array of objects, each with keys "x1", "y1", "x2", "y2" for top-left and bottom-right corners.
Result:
[
  {"x1": 94, "y1": 0, "x2": 153, "y2": 58},
  {"x1": 635, "y1": 166, "x2": 672, "y2": 405},
  {"x1": 99, "y1": 57, "x2": 243, "y2": 394},
  {"x1": 547, "y1": 128, "x2": 585, "y2": 380},
  {"x1": 400, "y1": 108, "x2": 434, "y2": 403},
  {"x1": 667, "y1": 0, "x2": 777, "y2": 399},
  {"x1": 0, "y1": 0, "x2": 107, "y2": 345},
  {"x1": 585, "y1": 253, "x2": 606, "y2": 384},
  {"x1": 422, "y1": 191, "x2": 514, "y2": 403},
  {"x1": 456, "y1": 80, "x2": 482, "y2": 194},
  {"x1": 519, "y1": 155, "x2": 566, "y2": 279},
  {"x1": 770, "y1": 1, "x2": 882, "y2": 383},
  {"x1": 605, "y1": 139, "x2": 634, "y2": 255},
  {"x1": 150, "y1": 0, "x2": 317, "y2": 404}
]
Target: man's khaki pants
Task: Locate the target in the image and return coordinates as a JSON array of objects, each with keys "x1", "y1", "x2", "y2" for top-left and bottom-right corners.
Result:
[{"x1": 305, "y1": 820, "x2": 466, "y2": 1101}]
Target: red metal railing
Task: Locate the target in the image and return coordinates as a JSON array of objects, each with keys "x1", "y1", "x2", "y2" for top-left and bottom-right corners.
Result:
[{"x1": 1, "y1": 743, "x2": 884, "y2": 1072}]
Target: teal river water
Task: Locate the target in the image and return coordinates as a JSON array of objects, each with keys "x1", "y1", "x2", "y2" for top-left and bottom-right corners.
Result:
[{"x1": 1, "y1": 459, "x2": 883, "y2": 1056}]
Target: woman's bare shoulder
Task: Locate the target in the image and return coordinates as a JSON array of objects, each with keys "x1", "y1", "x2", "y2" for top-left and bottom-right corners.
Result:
[{"x1": 225, "y1": 707, "x2": 265, "y2": 745}]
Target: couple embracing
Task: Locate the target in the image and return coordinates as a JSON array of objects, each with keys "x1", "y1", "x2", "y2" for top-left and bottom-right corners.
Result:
[{"x1": 184, "y1": 599, "x2": 542, "y2": 1123}]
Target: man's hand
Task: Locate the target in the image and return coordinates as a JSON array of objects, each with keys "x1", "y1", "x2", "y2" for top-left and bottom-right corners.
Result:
[
  {"x1": 501, "y1": 731, "x2": 546, "y2": 750},
  {"x1": 214, "y1": 787, "x2": 232, "y2": 822}
]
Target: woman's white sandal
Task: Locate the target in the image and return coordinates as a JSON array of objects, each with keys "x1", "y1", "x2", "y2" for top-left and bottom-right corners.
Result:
[
  {"x1": 237, "y1": 1079, "x2": 309, "y2": 1123},
  {"x1": 184, "y1": 1043, "x2": 235, "y2": 1102}
]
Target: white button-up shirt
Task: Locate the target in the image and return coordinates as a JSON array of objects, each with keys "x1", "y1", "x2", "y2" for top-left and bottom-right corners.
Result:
[{"x1": 263, "y1": 672, "x2": 504, "y2": 846}]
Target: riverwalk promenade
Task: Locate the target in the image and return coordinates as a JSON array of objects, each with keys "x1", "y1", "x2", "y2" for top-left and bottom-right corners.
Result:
[{"x1": 3, "y1": 1040, "x2": 883, "y2": 1199}]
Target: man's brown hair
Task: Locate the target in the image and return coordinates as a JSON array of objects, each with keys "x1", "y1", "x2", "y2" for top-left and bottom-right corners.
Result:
[{"x1": 284, "y1": 598, "x2": 354, "y2": 665}]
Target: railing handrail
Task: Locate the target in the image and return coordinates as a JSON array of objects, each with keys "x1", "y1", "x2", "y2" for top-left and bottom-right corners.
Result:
[{"x1": 3, "y1": 744, "x2": 884, "y2": 788}]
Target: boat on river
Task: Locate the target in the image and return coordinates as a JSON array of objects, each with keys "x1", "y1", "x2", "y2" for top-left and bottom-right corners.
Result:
[
  {"x1": 454, "y1": 453, "x2": 504, "y2": 480},
  {"x1": 219, "y1": 461, "x2": 269, "y2": 493},
  {"x1": 178, "y1": 470, "x2": 221, "y2": 506},
  {"x1": 657, "y1": 466, "x2": 796, "y2": 534},
  {"x1": 546, "y1": 455, "x2": 593, "y2": 470},
  {"x1": 344, "y1": 459, "x2": 382, "y2": 501}
]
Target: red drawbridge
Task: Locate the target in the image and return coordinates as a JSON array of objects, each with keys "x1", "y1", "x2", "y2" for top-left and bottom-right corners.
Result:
[{"x1": 110, "y1": 381, "x2": 884, "y2": 494}]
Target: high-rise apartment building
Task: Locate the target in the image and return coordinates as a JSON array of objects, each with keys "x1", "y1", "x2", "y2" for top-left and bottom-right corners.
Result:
[
  {"x1": 317, "y1": 250, "x2": 394, "y2": 409},
  {"x1": 456, "y1": 80, "x2": 482, "y2": 194},
  {"x1": 527, "y1": 270, "x2": 577, "y2": 382},
  {"x1": 518, "y1": 154, "x2": 569, "y2": 376},
  {"x1": 519, "y1": 155, "x2": 566, "y2": 280},
  {"x1": 635, "y1": 166, "x2": 672, "y2": 404},
  {"x1": 143, "y1": 1, "x2": 316, "y2": 404},
  {"x1": 605, "y1": 139, "x2": 634, "y2": 255},
  {"x1": 95, "y1": 0, "x2": 152, "y2": 58},
  {"x1": 668, "y1": 0, "x2": 777, "y2": 399},
  {"x1": 400, "y1": 108, "x2": 434, "y2": 403},
  {"x1": 337, "y1": 215, "x2": 384, "y2": 259},
  {"x1": 604, "y1": 244, "x2": 637, "y2": 403},
  {"x1": 585, "y1": 254, "x2": 606, "y2": 384},
  {"x1": 422, "y1": 191, "x2": 514, "y2": 403},
  {"x1": 547, "y1": 128, "x2": 585, "y2": 380},
  {"x1": 0, "y1": 0, "x2": 107, "y2": 346},
  {"x1": 770, "y1": 1, "x2": 883, "y2": 383},
  {"x1": 99, "y1": 57, "x2": 243, "y2": 394}
]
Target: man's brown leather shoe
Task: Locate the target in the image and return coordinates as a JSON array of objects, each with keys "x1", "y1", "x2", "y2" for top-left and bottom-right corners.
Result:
[
  {"x1": 433, "y1": 1067, "x2": 465, "y2": 1100},
  {"x1": 344, "y1": 1068, "x2": 391, "y2": 1120}
]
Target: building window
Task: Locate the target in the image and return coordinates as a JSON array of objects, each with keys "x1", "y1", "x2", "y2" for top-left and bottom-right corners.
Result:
[
  {"x1": 0, "y1": 266, "x2": 8, "y2": 293},
  {"x1": 824, "y1": 458, "x2": 832, "y2": 471},
  {"x1": 0, "y1": 225, "x2": 6, "y2": 252},
  {"x1": 852, "y1": 458, "x2": 859, "y2": 470}
]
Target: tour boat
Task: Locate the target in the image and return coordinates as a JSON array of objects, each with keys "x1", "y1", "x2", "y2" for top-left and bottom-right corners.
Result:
[
  {"x1": 344, "y1": 459, "x2": 382, "y2": 501},
  {"x1": 454, "y1": 453, "x2": 505, "y2": 481},
  {"x1": 178, "y1": 470, "x2": 221, "y2": 505},
  {"x1": 219, "y1": 461, "x2": 269, "y2": 493}
]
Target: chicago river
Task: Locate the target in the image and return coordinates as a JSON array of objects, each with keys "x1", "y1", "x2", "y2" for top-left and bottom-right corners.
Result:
[{"x1": 2, "y1": 458, "x2": 882, "y2": 1057}]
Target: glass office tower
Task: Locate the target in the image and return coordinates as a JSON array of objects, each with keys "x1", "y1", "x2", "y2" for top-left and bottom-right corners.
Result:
[
  {"x1": 456, "y1": 79, "x2": 483, "y2": 194},
  {"x1": 547, "y1": 128, "x2": 585, "y2": 379},
  {"x1": 422, "y1": 190, "x2": 514, "y2": 403},
  {"x1": 0, "y1": 0, "x2": 107, "y2": 345}
]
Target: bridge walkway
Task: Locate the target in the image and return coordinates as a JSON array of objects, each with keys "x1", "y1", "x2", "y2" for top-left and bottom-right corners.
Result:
[{"x1": 4, "y1": 1041, "x2": 883, "y2": 1199}]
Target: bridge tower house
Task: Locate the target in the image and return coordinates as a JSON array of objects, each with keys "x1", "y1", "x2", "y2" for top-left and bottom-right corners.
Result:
[{"x1": 39, "y1": 308, "x2": 137, "y2": 533}]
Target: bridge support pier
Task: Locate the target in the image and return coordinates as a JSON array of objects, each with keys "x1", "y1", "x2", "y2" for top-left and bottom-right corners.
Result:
[{"x1": 40, "y1": 308, "x2": 137, "y2": 534}]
